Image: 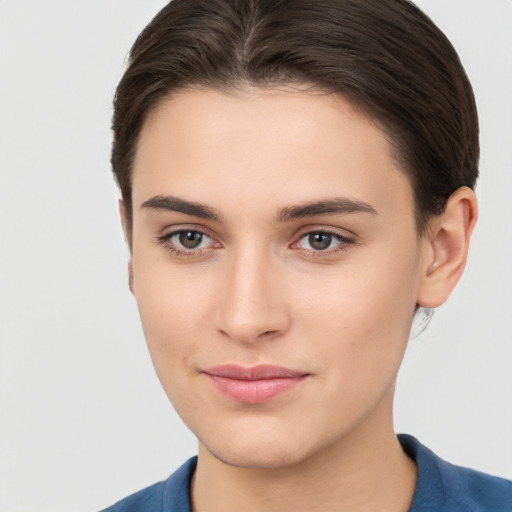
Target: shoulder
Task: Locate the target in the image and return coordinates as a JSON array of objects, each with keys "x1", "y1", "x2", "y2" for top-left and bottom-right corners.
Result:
[
  {"x1": 399, "y1": 434, "x2": 512, "y2": 512},
  {"x1": 99, "y1": 457, "x2": 197, "y2": 512},
  {"x1": 437, "y1": 454, "x2": 512, "y2": 512},
  {"x1": 99, "y1": 481, "x2": 166, "y2": 512}
]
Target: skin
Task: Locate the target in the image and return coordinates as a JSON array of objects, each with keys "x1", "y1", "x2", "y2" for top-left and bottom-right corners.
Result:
[{"x1": 125, "y1": 87, "x2": 477, "y2": 512}]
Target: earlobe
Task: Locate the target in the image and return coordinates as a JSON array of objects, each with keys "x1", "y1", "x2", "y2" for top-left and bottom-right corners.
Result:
[{"x1": 417, "y1": 186, "x2": 478, "y2": 309}]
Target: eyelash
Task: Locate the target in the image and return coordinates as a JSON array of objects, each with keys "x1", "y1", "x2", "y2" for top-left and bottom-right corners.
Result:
[{"x1": 156, "y1": 229, "x2": 355, "y2": 258}]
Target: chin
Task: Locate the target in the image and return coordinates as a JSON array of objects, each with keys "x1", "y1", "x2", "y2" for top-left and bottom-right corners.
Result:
[
  {"x1": 197, "y1": 425, "x2": 324, "y2": 470},
  {"x1": 205, "y1": 442, "x2": 304, "y2": 469}
]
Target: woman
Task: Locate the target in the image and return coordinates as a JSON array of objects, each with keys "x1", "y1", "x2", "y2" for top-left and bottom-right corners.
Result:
[{"x1": 102, "y1": 0, "x2": 512, "y2": 510}]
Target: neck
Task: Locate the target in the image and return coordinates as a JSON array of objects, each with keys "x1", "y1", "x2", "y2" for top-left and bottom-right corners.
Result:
[{"x1": 191, "y1": 390, "x2": 417, "y2": 512}]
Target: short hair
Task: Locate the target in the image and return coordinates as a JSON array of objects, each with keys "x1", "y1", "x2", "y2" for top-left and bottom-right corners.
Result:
[{"x1": 112, "y1": 0, "x2": 479, "y2": 236}]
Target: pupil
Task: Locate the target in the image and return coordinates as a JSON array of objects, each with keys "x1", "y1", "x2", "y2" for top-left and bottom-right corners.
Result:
[
  {"x1": 309, "y1": 233, "x2": 331, "y2": 250},
  {"x1": 179, "y1": 231, "x2": 202, "y2": 249}
]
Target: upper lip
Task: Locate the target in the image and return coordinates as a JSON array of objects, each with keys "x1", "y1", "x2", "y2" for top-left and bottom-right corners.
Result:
[{"x1": 203, "y1": 364, "x2": 308, "y2": 380}]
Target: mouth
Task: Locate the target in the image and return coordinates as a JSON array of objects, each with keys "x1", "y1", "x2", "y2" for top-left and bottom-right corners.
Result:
[{"x1": 202, "y1": 365, "x2": 310, "y2": 403}]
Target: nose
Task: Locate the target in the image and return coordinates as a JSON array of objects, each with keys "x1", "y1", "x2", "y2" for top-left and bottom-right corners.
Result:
[{"x1": 215, "y1": 249, "x2": 291, "y2": 344}]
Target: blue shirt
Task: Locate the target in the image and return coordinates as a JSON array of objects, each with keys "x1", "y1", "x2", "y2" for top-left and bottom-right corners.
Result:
[{"x1": 101, "y1": 435, "x2": 512, "y2": 511}]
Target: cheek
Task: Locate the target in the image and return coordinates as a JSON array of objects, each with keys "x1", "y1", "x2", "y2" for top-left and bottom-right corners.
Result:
[
  {"x1": 285, "y1": 258, "x2": 418, "y2": 438},
  {"x1": 131, "y1": 252, "x2": 218, "y2": 378},
  {"x1": 296, "y1": 253, "x2": 419, "y2": 374},
  {"x1": 133, "y1": 273, "x2": 217, "y2": 419}
]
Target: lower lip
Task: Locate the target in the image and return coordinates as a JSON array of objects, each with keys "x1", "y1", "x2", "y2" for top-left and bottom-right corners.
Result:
[{"x1": 206, "y1": 375, "x2": 306, "y2": 403}]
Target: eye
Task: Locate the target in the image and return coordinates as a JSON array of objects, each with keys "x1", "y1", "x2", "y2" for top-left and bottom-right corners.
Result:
[
  {"x1": 296, "y1": 231, "x2": 354, "y2": 252},
  {"x1": 157, "y1": 229, "x2": 217, "y2": 254},
  {"x1": 172, "y1": 230, "x2": 210, "y2": 250}
]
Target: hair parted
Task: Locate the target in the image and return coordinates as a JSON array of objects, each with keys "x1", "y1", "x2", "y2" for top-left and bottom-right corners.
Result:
[{"x1": 112, "y1": 0, "x2": 479, "y2": 236}]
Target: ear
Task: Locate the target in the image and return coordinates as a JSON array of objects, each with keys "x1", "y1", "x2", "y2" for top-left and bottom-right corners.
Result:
[
  {"x1": 417, "y1": 186, "x2": 478, "y2": 309},
  {"x1": 118, "y1": 199, "x2": 134, "y2": 294}
]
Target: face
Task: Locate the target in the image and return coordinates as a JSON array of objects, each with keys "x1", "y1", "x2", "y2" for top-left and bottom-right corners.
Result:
[{"x1": 129, "y1": 87, "x2": 427, "y2": 468}]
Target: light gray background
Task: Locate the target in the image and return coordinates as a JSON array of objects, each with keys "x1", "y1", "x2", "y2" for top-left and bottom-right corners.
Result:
[{"x1": 0, "y1": 1, "x2": 511, "y2": 511}]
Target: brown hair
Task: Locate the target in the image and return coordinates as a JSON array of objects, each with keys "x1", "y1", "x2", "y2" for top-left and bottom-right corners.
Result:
[{"x1": 112, "y1": 0, "x2": 478, "y2": 236}]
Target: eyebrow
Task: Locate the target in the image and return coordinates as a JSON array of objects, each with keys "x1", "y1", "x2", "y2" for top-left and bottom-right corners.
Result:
[
  {"x1": 141, "y1": 195, "x2": 222, "y2": 221},
  {"x1": 140, "y1": 195, "x2": 378, "y2": 223},
  {"x1": 276, "y1": 198, "x2": 378, "y2": 222}
]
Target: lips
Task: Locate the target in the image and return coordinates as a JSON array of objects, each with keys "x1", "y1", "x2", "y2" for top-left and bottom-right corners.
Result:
[{"x1": 203, "y1": 365, "x2": 309, "y2": 403}]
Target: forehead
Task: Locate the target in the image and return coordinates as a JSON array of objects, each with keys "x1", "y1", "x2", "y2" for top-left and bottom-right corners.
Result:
[{"x1": 132, "y1": 87, "x2": 414, "y2": 220}]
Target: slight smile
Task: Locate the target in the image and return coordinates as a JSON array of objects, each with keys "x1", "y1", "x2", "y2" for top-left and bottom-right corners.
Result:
[{"x1": 203, "y1": 365, "x2": 310, "y2": 404}]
